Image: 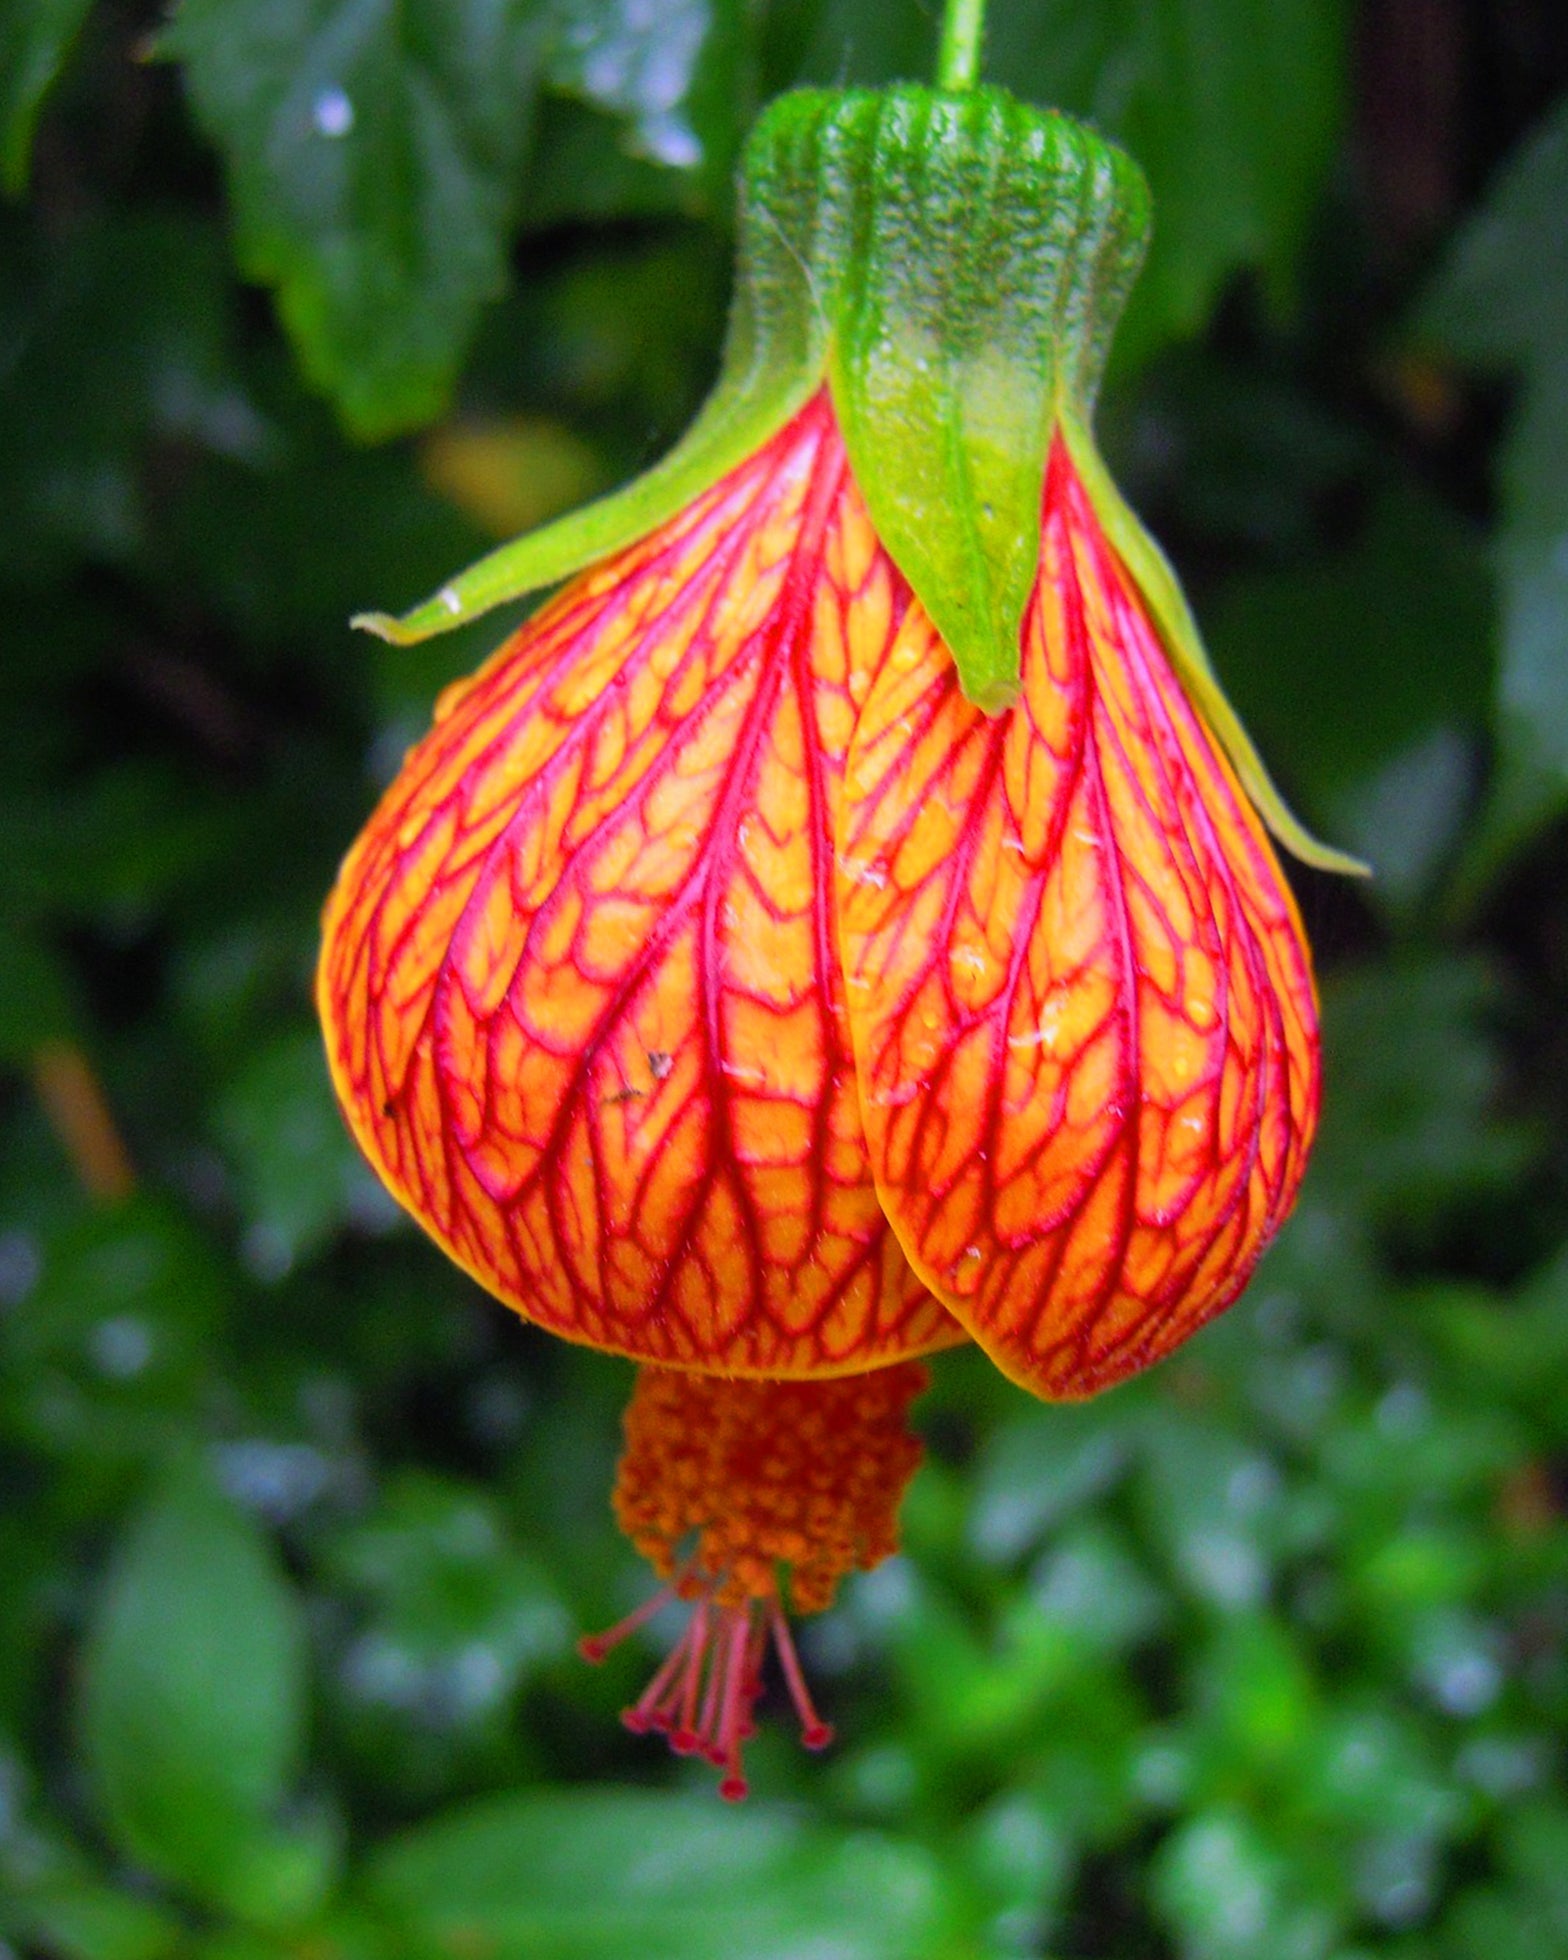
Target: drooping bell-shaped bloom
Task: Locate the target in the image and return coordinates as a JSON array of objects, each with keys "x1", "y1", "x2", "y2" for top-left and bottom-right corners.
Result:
[{"x1": 318, "y1": 86, "x2": 1361, "y2": 1797}]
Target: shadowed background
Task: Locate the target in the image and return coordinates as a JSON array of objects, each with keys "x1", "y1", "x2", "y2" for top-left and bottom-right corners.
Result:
[{"x1": 3, "y1": 1, "x2": 1568, "y2": 1954}]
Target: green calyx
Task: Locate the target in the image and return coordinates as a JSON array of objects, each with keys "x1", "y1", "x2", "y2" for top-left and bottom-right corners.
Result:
[
  {"x1": 358, "y1": 82, "x2": 1362, "y2": 874},
  {"x1": 809, "y1": 87, "x2": 1152, "y2": 714},
  {"x1": 356, "y1": 84, "x2": 1148, "y2": 688}
]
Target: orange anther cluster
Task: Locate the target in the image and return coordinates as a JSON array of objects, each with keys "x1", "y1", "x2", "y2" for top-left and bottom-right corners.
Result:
[
  {"x1": 580, "y1": 1360, "x2": 929, "y2": 1793},
  {"x1": 612, "y1": 1361, "x2": 928, "y2": 1613}
]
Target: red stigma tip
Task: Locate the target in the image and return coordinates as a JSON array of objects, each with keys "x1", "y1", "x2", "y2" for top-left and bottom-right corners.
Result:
[{"x1": 579, "y1": 1585, "x2": 840, "y2": 1798}]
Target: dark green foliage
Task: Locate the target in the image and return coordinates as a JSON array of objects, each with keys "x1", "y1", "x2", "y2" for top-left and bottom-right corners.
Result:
[
  {"x1": 78, "y1": 1457, "x2": 335, "y2": 1925},
  {"x1": 3, "y1": 3, "x2": 1567, "y2": 1956},
  {"x1": 0, "y1": 0, "x2": 93, "y2": 189},
  {"x1": 1422, "y1": 96, "x2": 1568, "y2": 888}
]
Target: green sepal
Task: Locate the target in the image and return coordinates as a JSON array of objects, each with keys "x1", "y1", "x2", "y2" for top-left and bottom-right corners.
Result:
[
  {"x1": 821, "y1": 88, "x2": 1150, "y2": 712},
  {"x1": 355, "y1": 94, "x2": 847, "y2": 644},
  {"x1": 354, "y1": 382, "x2": 820, "y2": 643},
  {"x1": 358, "y1": 84, "x2": 1151, "y2": 684},
  {"x1": 1062, "y1": 423, "x2": 1371, "y2": 877}
]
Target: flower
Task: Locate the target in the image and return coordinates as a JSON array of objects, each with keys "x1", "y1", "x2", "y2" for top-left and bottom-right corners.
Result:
[{"x1": 318, "y1": 86, "x2": 1355, "y2": 1796}]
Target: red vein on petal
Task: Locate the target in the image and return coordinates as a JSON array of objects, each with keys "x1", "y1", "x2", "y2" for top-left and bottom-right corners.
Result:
[
  {"x1": 319, "y1": 394, "x2": 960, "y2": 1377},
  {"x1": 839, "y1": 432, "x2": 1319, "y2": 1399}
]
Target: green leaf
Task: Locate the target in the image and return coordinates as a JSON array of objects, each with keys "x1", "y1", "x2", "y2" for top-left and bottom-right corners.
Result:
[
  {"x1": 1137, "y1": 1415, "x2": 1288, "y2": 1613},
  {"x1": 147, "y1": 342, "x2": 485, "y2": 660},
  {"x1": 1422, "y1": 97, "x2": 1568, "y2": 884},
  {"x1": 969, "y1": 1398, "x2": 1141, "y2": 1564},
  {"x1": 216, "y1": 1025, "x2": 390, "y2": 1279},
  {"x1": 0, "y1": 0, "x2": 95, "y2": 192},
  {"x1": 0, "y1": 923, "x2": 76, "y2": 1061},
  {"x1": 1499, "y1": 1802, "x2": 1568, "y2": 1923},
  {"x1": 77, "y1": 1456, "x2": 334, "y2": 1925},
  {"x1": 1206, "y1": 482, "x2": 1493, "y2": 909},
  {"x1": 1189, "y1": 1616, "x2": 1318, "y2": 1788},
  {"x1": 518, "y1": 0, "x2": 750, "y2": 230},
  {"x1": 0, "y1": 1524, "x2": 57, "y2": 1735},
  {"x1": 166, "y1": 0, "x2": 543, "y2": 440},
  {"x1": 0, "y1": 755, "x2": 240, "y2": 925},
  {"x1": 361, "y1": 1789, "x2": 945, "y2": 1958},
  {"x1": 519, "y1": 97, "x2": 696, "y2": 229},
  {"x1": 959, "y1": 1790, "x2": 1075, "y2": 1946},
  {"x1": 322, "y1": 1472, "x2": 568, "y2": 1742},
  {"x1": 0, "y1": 1197, "x2": 226, "y2": 1473},
  {"x1": 467, "y1": 232, "x2": 729, "y2": 446},
  {"x1": 0, "y1": 1783, "x2": 188, "y2": 1960},
  {"x1": 1295, "y1": 1706, "x2": 1458, "y2": 1844},
  {"x1": 1432, "y1": 1246, "x2": 1568, "y2": 1443},
  {"x1": 3, "y1": 1881, "x2": 186, "y2": 1960},
  {"x1": 1151, "y1": 1809, "x2": 1342, "y2": 1960},
  {"x1": 193, "y1": 1923, "x2": 392, "y2": 1960},
  {"x1": 992, "y1": 0, "x2": 1347, "y2": 370},
  {"x1": 882, "y1": 1572, "x2": 1119, "y2": 1765},
  {"x1": 1419, "y1": 95, "x2": 1568, "y2": 371},
  {"x1": 543, "y1": 0, "x2": 745, "y2": 195},
  {"x1": 1029, "y1": 1520, "x2": 1167, "y2": 1657},
  {"x1": 1312, "y1": 956, "x2": 1535, "y2": 1232},
  {"x1": 1113, "y1": 348, "x2": 1367, "y2": 553},
  {"x1": 1444, "y1": 1889, "x2": 1568, "y2": 1960},
  {"x1": 778, "y1": 0, "x2": 936, "y2": 91},
  {"x1": 0, "y1": 210, "x2": 238, "y2": 577}
]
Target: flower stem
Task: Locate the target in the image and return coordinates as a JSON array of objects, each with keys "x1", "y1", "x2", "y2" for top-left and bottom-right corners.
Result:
[{"x1": 935, "y1": 0, "x2": 986, "y2": 89}]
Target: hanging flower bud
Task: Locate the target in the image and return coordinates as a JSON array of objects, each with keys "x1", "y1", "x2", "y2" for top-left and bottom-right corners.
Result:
[{"x1": 319, "y1": 84, "x2": 1362, "y2": 1797}]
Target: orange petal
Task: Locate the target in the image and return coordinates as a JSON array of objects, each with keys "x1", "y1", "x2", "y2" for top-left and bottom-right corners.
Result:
[
  {"x1": 319, "y1": 395, "x2": 960, "y2": 1375},
  {"x1": 837, "y1": 435, "x2": 1319, "y2": 1398}
]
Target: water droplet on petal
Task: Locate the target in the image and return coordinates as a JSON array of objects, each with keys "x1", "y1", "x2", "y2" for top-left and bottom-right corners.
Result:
[
  {"x1": 948, "y1": 1245, "x2": 985, "y2": 1295},
  {"x1": 837, "y1": 852, "x2": 888, "y2": 891}
]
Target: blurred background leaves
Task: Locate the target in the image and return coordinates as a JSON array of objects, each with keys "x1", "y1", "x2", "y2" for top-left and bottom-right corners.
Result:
[{"x1": 2, "y1": 0, "x2": 1567, "y2": 1955}]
